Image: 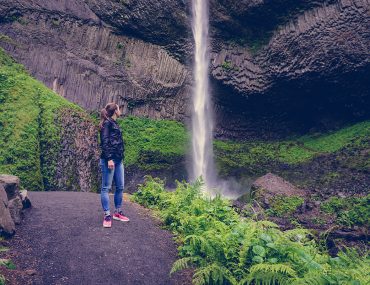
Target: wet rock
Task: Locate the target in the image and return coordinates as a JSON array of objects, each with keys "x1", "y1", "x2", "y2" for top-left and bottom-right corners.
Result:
[{"x1": 251, "y1": 172, "x2": 306, "y2": 207}]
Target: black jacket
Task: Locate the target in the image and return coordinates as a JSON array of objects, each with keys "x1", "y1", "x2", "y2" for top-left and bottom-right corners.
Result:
[{"x1": 100, "y1": 119, "x2": 125, "y2": 161}]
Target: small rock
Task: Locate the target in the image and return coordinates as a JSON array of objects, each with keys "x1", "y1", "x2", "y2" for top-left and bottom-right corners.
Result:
[
  {"x1": 25, "y1": 269, "x2": 37, "y2": 276},
  {"x1": 20, "y1": 190, "x2": 32, "y2": 209}
]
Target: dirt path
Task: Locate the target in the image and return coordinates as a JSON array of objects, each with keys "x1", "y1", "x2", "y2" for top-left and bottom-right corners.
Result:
[{"x1": 2, "y1": 192, "x2": 192, "y2": 285}]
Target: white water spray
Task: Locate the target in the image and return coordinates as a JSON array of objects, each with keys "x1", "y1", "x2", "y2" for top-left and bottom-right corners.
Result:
[{"x1": 191, "y1": 0, "x2": 215, "y2": 189}]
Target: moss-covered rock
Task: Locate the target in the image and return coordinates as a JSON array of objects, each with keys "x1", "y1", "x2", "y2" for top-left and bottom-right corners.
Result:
[{"x1": 0, "y1": 48, "x2": 99, "y2": 191}]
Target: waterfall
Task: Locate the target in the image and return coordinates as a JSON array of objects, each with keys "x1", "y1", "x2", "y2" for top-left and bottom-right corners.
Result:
[{"x1": 191, "y1": 0, "x2": 215, "y2": 189}]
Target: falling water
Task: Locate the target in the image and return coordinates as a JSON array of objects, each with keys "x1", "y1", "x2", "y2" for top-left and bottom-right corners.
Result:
[{"x1": 191, "y1": 0, "x2": 215, "y2": 189}]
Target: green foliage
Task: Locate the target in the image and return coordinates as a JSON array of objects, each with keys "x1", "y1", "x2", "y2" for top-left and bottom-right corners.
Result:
[
  {"x1": 266, "y1": 195, "x2": 304, "y2": 217},
  {"x1": 221, "y1": 61, "x2": 233, "y2": 71},
  {"x1": 0, "y1": 48, "x2": 85, "y2": 190},
  {"x1": 0, "y1": 259, "x2": 15, "y2": 270},
  {"x1": 0, "y1": 244, "x2": 10, "y2": 284},
  {"x1": 133, "y1": 177, "x2": 369, "y2": 285},
  {"x1": 320, "y1": 195, "x2": 370, "y2": 227},
  {"x1": 117, "y1": 116, "x2": 189, "y2": 170},
  {"x1": 214, "y1": 120, "x2": 370, "y2": 176}
]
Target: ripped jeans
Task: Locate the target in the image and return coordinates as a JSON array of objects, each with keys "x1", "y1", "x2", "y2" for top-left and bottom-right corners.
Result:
[{"x1": 99, "y1": 158, "x2": 124, "y2": 215}]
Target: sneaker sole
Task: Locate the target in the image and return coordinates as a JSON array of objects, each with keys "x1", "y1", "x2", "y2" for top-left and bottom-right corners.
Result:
[
  {"x1": 113, "y1": 216, "x2": 130, "y2": 222},
  {"x1": 103, "y1": 223, "x2": 112, "y2": 228}
]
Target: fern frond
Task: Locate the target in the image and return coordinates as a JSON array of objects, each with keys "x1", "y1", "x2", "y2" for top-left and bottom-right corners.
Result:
[
  {"x1": 256, "y1": 220, "x2": 279, "y2": 229},
  {"x1": 249, "y1": 263, "x2": 297, "y2": 278},
  {"x1": 170, "y1": 256, "x2": 201, "y2": 274},
  {"x1": 193, "y1": 263, "x2": 237, "y2": 285}
]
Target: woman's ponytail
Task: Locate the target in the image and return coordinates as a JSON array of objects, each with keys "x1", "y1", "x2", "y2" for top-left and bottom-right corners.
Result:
[{"x1": 99, "y1": 103, "x2": 118, "y2": 130}]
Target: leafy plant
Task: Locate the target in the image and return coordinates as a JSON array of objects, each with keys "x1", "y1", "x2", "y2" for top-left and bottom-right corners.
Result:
[
  {"x1": 320, "y1": 195, "x2": 370, "y2": 227},
  {"x1": 266, "y1": 195, "x2": 304, "y2": 217},
  {"x1": 133, "y1": 177, "x2": 369, "y2": 285}
]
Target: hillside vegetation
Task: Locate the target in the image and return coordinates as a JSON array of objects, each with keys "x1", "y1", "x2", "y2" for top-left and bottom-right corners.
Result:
[{"x1": 0, "y1": 48, "x2": 92, "y2": 191}]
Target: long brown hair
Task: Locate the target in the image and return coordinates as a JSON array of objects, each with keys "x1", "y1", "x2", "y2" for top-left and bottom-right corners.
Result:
[{"x1": 99, "y1": 103, "x2": 118, "y2": 130}]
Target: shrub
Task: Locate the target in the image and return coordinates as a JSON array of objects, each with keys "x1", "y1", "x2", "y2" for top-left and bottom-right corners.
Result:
[{"x1": 133, "y1": 177, "x2": 369, "y2": 285}]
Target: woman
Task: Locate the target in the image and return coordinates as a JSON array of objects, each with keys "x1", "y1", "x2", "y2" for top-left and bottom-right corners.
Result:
[{"x1": 99, "y1": 103, "x2": 129, "y2": 228}]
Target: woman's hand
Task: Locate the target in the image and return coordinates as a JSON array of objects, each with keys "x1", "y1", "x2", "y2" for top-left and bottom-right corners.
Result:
[{"x1": 108, "y1": 160, "x2": 115, "y2": 170}]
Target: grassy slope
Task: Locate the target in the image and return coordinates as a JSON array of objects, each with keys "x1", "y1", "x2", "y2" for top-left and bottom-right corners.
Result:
[
  {"x1": 214, "y1": 120, "x2": 370, "y2": 176},
  {"x1": 0, "y1": 48, "x2": 84, "y2": 190}
]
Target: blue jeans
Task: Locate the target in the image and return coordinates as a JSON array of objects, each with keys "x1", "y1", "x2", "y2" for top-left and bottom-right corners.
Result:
[{"x1": 100, "y1": 158, "x2": 124, "y2": 215}]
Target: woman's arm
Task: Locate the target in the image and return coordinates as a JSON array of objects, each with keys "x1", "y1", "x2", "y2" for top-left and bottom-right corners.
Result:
[{"x1": 101, "y1": 121, "x2": 113, "y2": 161}]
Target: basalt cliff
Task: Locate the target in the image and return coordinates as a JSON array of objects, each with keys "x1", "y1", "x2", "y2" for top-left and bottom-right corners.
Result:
[{"x1": 0, "y1": 0, "x2": 368, "y2": 139}]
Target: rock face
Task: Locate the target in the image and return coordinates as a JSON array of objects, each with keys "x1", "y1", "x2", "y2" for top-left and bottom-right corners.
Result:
[
  {"x1": 0, "y1": 174, "x2": 30, "y2": 237},
  {"x1": 0, "y1": 0, "x2": 191, "y2": 120},
  {"x1": 0, "y1": 0, "x2": 369, "y2": 139},
  {"x1": 211, "y1": 0, "x2": 370, "y2": 138},
  {"x1": 54, "y1": 107, "x2": 101, "y2": 192}
]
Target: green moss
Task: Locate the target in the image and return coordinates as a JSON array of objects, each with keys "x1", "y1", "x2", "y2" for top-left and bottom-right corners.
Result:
[
  {"x1": 0, "y1": 34, "x2": 16, "y2": 45},
  {"x1": 297, "y1": 121, "x2": 370, "y2": 153},
  {"x1": 221, "y1": 61, "x2": 233, "y2": 70},
  {"x1": 0, "y1": 48, "x2": 85, "y2": 191},
  {"x1": 117, "y1": 116, "x2": 189, "y2": 170},
  {"x1": 266, "y1": 195, "x2": 304, "y2": 217},
  {"x1": 215, "y1": 120, "x2": 370, "y2": 176}
]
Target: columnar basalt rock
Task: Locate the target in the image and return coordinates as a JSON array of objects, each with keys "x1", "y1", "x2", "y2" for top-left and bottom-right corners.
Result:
[
  {"x1": 0, "y1": 0, "x2": 369, "y2": 139},
  {"x1": 0, "y1": 1, "x2": 191, "y2": 121},
  {"x1": 54, "y1": 108, "x2": 101, "y2": 192}
]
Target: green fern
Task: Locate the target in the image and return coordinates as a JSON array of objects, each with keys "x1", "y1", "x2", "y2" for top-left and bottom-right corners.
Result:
[
  {"x1": 133, "y1": 177, "x2": 368, "y2": 285},
  {"x1": 171, "y1": 256, "x2": 202, "y2": 274},
  {"x1": 250, "y1": 263, "x2": 297, "y2": 278},
  {"x1": 193, "y1": 263, "x2": 237, "y2": 285}
]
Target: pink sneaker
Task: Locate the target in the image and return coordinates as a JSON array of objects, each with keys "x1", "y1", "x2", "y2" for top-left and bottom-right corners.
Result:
[
  {"x1": 103, "y1": 215, "x2": 112, "y2": 228},
  {"x1": 113, "y1": 211, "x2": 130, "y2": 222}
]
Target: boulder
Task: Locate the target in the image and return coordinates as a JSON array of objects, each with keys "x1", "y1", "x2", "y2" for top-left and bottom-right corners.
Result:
[
  {"x1": 0, "y1": 184, "x2": 15, "y2": 237},
  {"x1": 0, "y1": 174, "x2": 20, "y2": 200},
  {"x1": 251, "y1": 173, "x2": 306, "y2": 207},
  {"x1": 0, "y1": 174, "x2": 31, "y2": 235},
  {"x1": 8, "y1": 196, "x2": 23, "y2": 225}
]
